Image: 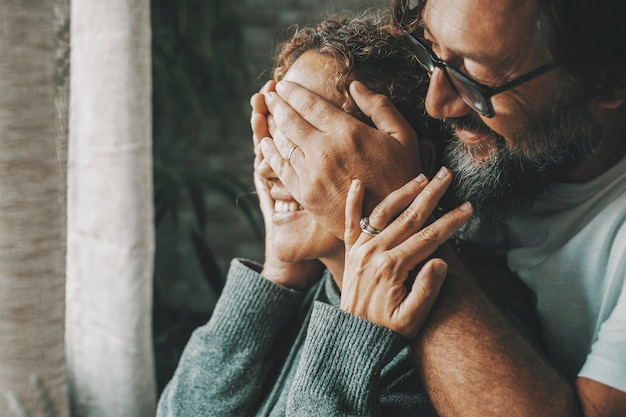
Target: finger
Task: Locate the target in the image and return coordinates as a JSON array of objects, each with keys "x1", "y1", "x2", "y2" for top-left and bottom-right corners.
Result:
[
  {"x1": 398, "y1": 259, "x2": 448, "y2": 338},
  {"x1": 345, "y1": 179, "x2": 364, "y2": 249},
  {"x1": 364, "y1": 174, "x2": 430, "y2": 241},
  {"x1": 250, "y1": 92, "x2": 268, "y2": 116},
  {"x1": 267, "y1": 117, "x2": 301, "y2": 163},
  {"x1": 256, "y1": 158, "x2": 277, "y2": 181},
  {"x1": 254, "y1": 143, "x2": 262, "y2": 170},
  {"x1": 260, "y1": 80, "x2": 276, "y2": 95},
  {"x1": 265, "y1": 88, "x2": 320, "y2": 152},
  {"x1": 251, "y1": 92, "x2": 270, "y2": 147},
  {"x1": 253, "y1": 172, "x2": 274, "y2": 220},
  {"x1": 252, "y1": 113, "x2": 270, "y2": 147},
  {"x1": 260, "y1": 137, "x2": 300, "y2": 191},
  {"x1": 381, "y1": 166, "x2": 454, "y2": 246},
  {"x1": 350, "y1": 81, "x2": 419, "y2": 153},
  {"x1": 390, "y1": 199, "x2": 473, "y2": 267}
]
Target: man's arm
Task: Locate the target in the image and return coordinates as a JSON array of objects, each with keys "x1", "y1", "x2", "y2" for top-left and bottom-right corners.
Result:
[
  {"x1": 577, "y1": 378, "x2": 626, "y2": 417},
  {"x1": 417, "y1": 259, "x2": 626, "y2": 416},
  {"x1": 413, "y1": 255, "x2": 583, "y2": 417}
]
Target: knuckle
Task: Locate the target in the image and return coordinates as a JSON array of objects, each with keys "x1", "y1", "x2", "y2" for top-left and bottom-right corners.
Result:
[
  {"x1": 297, "y1": 94, "x2": 319, "y2": 117},
  {"x1": 371, "y1": 93, "x2": 392, "y2": 110},
  {"x1": 414, "y1": 276, "x2": 436, "y2": 300},
  {"x1": 370, "y1": 204, "x2": 392, "y2": 222},
  {"x1": 416, "y1": 226, "x2": 441, "y2": 244},
  {"x1": 397, "y1": 206, "x2": 425, "y2": 229},
  {"x1": 418, "y1": 183, "x2": 439, "y2": 201},
  {"x1": 444, "y1": 210, "x2": 466, "y2": 227},
  {"x1": 276, "y1": 114, "x2": 297, "y2": 137},
  {"x1": 396, "y1": 321, "x2": 413, "y2": 337},
  {"x1": 350, "y1": 246, "x2": 374, "y2": 267},
  {"x1": 345, "y1": 218, "x2": 359, "y2": 236},
  {"x1": 378, "y1": 252, "x2": 400, "y2": 272}
]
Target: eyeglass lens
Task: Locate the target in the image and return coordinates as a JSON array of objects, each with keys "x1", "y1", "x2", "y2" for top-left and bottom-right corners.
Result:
[{"x1": 409, "y1": 35, "x2": 493, "y2": 116}]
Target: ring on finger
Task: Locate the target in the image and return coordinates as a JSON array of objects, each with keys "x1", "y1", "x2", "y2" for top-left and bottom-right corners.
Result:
[
  {"x1": 287, "y1": 145, "x2": 298, "y2": 163},
  {"x1": 360, "y1": 217, "x2": 382, "y2": 236}
]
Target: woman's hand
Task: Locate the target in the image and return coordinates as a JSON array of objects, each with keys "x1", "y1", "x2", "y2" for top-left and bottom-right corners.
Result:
[
  {"x1": 251, "y1": 84, "x2": 323, "y2": 290},
  {"x1": 341, "y1": 167, "x2": 473, "y2": 339}
]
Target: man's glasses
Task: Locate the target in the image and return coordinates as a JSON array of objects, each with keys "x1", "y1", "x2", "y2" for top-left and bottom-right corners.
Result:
[{"x1": 406, "y1": 34, "x2": 558, "y2": 117}]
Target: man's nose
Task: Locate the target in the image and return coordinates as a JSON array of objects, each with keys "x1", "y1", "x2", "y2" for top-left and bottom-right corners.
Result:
[{"x1": 424, "y1": 68, "x2": 472, "y2": 120}]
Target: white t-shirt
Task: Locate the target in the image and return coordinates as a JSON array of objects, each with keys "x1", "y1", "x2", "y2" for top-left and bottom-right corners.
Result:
[{"x1": 466, "y1": 154, "x2": 626, "y2": 391}]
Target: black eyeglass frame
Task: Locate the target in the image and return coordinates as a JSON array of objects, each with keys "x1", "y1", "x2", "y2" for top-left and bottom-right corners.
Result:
[{"x1": 406, "y1": 34, "x2": 558, "y2": 117}]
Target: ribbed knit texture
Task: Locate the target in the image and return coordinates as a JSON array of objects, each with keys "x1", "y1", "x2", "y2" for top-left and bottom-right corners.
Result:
[
  {"x1": 157, "y1": 259, "x2": 438, "y2": 417},
  {"x1": 158, "y1": 259, "x2": 307, "y2": 417},
  {"x1": 210, "y1": 259, "x2": 306, "y2": 347},
  {"x1": 286, "y1": 302, "x2": 405, "y2": 416}
]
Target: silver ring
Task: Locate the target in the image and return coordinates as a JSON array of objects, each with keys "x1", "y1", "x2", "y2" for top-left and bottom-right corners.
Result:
[
  {"x1": 360, "y1": 217, "x2": 382, "y2": 236},
  {"x1": 287, "y1": 145, "x2": 298, "y2": 163}
]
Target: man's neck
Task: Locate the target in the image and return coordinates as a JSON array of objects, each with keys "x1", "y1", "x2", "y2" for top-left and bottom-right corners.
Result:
[{"x1": 564, "y1": 105, "x2": 626, "y2": 183}]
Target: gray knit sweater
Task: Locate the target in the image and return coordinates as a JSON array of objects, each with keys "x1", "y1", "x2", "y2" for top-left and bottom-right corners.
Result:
[{"x1": 157, "y1": 259, "x2": 437, "y2": 417}]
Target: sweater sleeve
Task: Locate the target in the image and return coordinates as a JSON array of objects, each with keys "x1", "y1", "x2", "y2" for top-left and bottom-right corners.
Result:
[
  {"x1": 157, "y1": 258, "x2": 307, "y2": 417},
  {"x1": 286, "y1": 301, "x2": 407, "y2": 417}
]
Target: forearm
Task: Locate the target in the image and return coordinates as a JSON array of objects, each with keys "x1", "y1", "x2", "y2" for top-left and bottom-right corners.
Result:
[
  {"x1": 157, "y1": 259, "x2": 306, "y2": 417},
  {"x1": 414, "y1": 264, "x2": 583, "y2": 417}
]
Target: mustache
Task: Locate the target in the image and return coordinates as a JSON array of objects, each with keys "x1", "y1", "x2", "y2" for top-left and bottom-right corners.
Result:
[{"x1": 443, "y1": 114, "x2": 505, "y2": 143}]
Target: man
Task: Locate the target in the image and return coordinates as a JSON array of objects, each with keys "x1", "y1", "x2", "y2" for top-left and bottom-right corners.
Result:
[{"x1": 255, "y1": 0, "x2": 626, "y2": 415}]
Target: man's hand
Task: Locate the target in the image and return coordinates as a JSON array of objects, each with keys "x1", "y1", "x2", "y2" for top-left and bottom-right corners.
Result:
[{"x1": 259, "y1": 80, "x2": 422, "y2": 238}]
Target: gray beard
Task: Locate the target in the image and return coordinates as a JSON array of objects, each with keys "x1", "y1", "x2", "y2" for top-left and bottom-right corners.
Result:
[{"x1": 443, "y1": 98, "x2": 604, "y2": 222}]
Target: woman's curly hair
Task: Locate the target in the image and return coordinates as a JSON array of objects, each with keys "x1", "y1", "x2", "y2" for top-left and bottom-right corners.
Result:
[{"x1": 272, "y1": 10, "x2": 442, "y2": 140}]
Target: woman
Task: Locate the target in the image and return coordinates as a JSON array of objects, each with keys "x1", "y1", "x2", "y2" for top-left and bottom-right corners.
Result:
[{"x1": 157, "y1": 11, "x2": 472, "y2": 417}]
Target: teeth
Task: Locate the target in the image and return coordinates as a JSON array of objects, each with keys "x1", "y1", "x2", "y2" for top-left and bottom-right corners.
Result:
[{"x1": 274, "y1": 200, "x2": 303, "y2": 213}]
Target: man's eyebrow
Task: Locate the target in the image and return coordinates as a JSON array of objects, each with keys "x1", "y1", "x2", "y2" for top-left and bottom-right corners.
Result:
[{"x1": 421, "y1": 20, "x2": 505, "y2": 68}]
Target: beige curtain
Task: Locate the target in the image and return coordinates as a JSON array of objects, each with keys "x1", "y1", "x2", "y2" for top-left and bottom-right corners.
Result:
[
  {"x1": 0, "y1": 0, "x2": 156, "y2": 416},
  {"x1": 0, "y1": 0, "x2": 70, "y2": 415},
  {"x1": 66, "y1": 1, "x2": 156, "y2": 416}
]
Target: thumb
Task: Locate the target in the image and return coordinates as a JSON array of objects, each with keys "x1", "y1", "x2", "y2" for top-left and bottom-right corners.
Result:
[
  {"x1": 350, "y1": 80, "x2": 417, "y2": 147},
  {"x1": 402, "y1": 258, "x2": 447, "y2": 337}
]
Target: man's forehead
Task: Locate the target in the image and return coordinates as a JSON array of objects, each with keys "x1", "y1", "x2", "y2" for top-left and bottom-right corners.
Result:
[{"x1": 422, "y1": 0, "x2": 541, "y2": 65}]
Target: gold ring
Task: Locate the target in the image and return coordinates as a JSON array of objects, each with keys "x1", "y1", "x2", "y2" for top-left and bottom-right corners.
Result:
[{"x1": 287, "y1": 145, "x2": 298, "y2": 163}]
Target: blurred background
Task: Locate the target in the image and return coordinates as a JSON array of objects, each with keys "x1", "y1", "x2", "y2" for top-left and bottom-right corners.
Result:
[{"x1": 151, "y1": 0, "x2": 385, "y2": 393}]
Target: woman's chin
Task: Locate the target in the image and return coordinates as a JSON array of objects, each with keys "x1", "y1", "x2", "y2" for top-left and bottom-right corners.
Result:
[{"x1": 274, "y1": 249, "x2": 312, "y2": 264}]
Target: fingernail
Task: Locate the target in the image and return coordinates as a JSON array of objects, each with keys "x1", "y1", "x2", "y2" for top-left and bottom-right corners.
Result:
[
  {"x1": 276, "y1": 81, "x2": 285, "y2": 94},
  {"x1": 433, "y1": 262, "x2": 448, "y2": 279},
  {"x1": 436, "y1": 166, "x2": 448, "y2": 179},
  {"x1": 459, "y1": 201, "x2": 472, "y2": 211},
  {"x1": 415, "y1": 173, "x2": 427, "y2": 183},
  {"x1": 265, "y1": 91, "x2": 276, "y2": 102}
]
